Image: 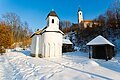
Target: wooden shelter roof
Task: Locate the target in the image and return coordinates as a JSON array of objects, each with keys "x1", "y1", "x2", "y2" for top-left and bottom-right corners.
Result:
[{"x1": 86, "y1": 35, "x2": 115, "y2": 46}]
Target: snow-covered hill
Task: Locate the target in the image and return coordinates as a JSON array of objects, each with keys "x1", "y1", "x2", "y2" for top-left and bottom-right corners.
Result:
[{"x1": 0, "y1": 51, "x2": 120, "y2": 80}]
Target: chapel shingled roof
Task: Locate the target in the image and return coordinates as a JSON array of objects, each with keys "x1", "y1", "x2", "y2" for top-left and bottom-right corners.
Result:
[
  {"x1": 46, "y1": 10, "x2": 59, "y2": 18},
  {"x1": 30, "y1": 29, "x2": 42, "y2": 38}
]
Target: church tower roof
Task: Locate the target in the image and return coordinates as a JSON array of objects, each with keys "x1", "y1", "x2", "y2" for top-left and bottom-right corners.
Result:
[
  {"x1": 46, "y1": 10, "x2": 59, "y2": 19},
  {"x1": 78, "y1": 7, "x2": 82, "y2": 12}
]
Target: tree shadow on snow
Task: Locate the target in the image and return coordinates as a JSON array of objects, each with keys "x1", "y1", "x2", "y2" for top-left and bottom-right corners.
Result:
[
  {"x1": 95, "y1": 59, "x2": 120, "y2": 73},
  {"x1": 45, "y1": 59, "x2": 112, "y2": 80},
  {"x1": 21, "y1": 50, "x2": 31, "y2": 56}
]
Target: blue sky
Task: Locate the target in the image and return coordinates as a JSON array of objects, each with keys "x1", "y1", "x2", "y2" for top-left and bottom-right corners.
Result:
[{"x1": 0, "y1": 0, "x2": 114, "y2": 31}]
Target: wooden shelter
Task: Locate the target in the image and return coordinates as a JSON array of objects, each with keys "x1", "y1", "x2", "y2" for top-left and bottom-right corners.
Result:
[
  {"x1": 62, "y1": 39, "x2": 73, "y2": 53},
  {"x1": 86, "y1": 35, "x2": 115, "y2": 61}
]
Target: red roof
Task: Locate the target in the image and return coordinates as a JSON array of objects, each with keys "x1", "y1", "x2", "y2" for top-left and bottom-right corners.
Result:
[{"x1": 83, "y1": 20, "x2": 92, "y2": 22}]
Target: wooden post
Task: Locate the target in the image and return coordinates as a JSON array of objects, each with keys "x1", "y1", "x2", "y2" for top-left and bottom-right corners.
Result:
[
  {"x1": 105, "y1": 45, "x2": 108, "y2": 61},
  {"x1": 113, "y1": 46, "x2": 115, "y2": 57},
  {"x1": 89, "y1": 46, "x2": 91, "y2": 59}
]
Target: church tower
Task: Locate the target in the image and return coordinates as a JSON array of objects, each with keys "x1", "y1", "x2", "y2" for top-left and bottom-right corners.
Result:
[
  {"x1": 78, "y1": 7, "x2": 83, "y2": 23},
  {"x1": 46, "y1": 10, "x2": 59, "y2": 29}
]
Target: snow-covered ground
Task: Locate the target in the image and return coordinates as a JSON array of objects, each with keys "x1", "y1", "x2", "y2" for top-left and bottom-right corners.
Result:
[{"x1": 0, "y1": 50, "x2": 120, "y2": 80}]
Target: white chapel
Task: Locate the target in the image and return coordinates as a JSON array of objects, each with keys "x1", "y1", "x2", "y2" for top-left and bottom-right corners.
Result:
[{"x1": 31, "y1": 10, "x2": 64, "y2": 58}]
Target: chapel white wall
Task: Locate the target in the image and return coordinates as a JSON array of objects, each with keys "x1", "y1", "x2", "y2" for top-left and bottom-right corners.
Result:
[
  {"x1": 31, "y1": 35, "x2": 41, "y2": 57},
  {"x1": 42, "y1": 32, "x2": 62, "y2": 58}
]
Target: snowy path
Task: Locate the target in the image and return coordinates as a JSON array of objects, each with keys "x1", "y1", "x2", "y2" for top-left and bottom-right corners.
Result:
[
  {"x1": 0, "y1": 62, "x2": 6, "y2": 80},
  {"x1": 0, "y1": 56, "x2": 14, "y2": 80},
  {"x1": 4, "y1": 52, "x2": 40, "y2": 80},
  {"x1": 1, "y1": 51, "x2": 120, "y2": 80}
]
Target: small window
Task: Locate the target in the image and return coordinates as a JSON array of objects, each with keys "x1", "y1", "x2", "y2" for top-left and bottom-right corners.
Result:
[
  {"x1": 52, "y1": 19, "x2": 54, "y2": 23},
  {"x1": 80, "y1": 13, "x2": 81, "y2": 15}
]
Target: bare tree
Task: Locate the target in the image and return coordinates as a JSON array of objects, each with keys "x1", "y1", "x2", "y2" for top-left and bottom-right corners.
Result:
[
  {"x1": 60, "y1": 20, "x2": 71, "y2": 33},
  {"x1": 2, "y1": 13, "x2": 21, "y2": 42},
  {"x1": 107, "y1": 0, "x2": 120, "y2": 27},
  {"x1": 1, "y1": 12, "x2": 32, "y2": 48}
]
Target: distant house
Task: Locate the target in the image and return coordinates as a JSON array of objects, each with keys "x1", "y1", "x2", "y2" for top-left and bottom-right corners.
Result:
[
  {"x1": 86, "y1": 35, "x2": 115, "y2": 61},
  {"x1": 31, "y1": 10, "x2": 64, "y2": 58}
]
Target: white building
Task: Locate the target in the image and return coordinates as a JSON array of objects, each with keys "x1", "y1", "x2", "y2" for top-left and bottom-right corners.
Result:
[
  {"x1": 31, "y1": 10, "x2": 64, "y2": 58},
  {"x1": 78, "y1": 7, "x2": 83, "y2": 23}
]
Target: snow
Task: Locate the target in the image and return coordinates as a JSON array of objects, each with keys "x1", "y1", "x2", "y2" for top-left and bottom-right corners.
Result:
[
  {"x1": 63, "y1": 39, "x2": 72, "y2": 44},
  {"x1": 87, "y1": 35, "x2": 115, "y2": 46},
  {"x1": 0, "y1": 50, "x2": 120, "y2": 80},
  {"x1": 15, "y1": 47, "x2": 23, "y2": 51},
  {"x1": 81, "y1": 60, "x2": 99, "y2": 67}
]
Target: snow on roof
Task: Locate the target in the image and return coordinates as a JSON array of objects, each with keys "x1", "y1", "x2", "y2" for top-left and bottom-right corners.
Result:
[
  {"x1": 30, "y1": 30, "x2": 42, "y2": 38},
  {"x1": 63, "y1": 39, "x2": 72, "y2": 44},
  {"x1": 42, "y1": 26, "x2": 64, "y2": 35},
  {"x1": 86, "y1": 35, "x2": 115, "y2": 46}
]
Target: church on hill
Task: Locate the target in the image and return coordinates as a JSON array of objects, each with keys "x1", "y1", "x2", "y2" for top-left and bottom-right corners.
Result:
[{"x1": 74, "y1": 7, "x2": 99, "y2": 29}]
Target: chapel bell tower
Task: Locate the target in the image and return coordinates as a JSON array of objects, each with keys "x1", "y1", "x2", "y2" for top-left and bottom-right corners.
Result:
[{"x1": 46, "y1": 10, "x2": 59, "y2": 29}]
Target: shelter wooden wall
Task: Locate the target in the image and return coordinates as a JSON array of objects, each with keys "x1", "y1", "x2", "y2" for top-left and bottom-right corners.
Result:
[{"x1": 90, "y1": 45, "x2": 115, "y2": 60}]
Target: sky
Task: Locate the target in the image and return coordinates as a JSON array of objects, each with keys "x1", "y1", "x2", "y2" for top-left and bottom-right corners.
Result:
[{"x1": 0, "y1": 0, "x2": 114, "y2": 32}]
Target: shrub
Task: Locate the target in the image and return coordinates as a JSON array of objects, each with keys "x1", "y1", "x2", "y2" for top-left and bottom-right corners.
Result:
[{"x1": 0, "y1": 46, "x2": 5, "y2": 55}]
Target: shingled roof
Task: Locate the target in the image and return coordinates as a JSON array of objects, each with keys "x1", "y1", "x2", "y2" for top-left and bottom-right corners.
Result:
[
  {"x1": 46, "y1": 11, "x2": 59, "y2": 19},
  {"x1": 30, "y1": 30, "x2": 42, "y2": 38}
]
